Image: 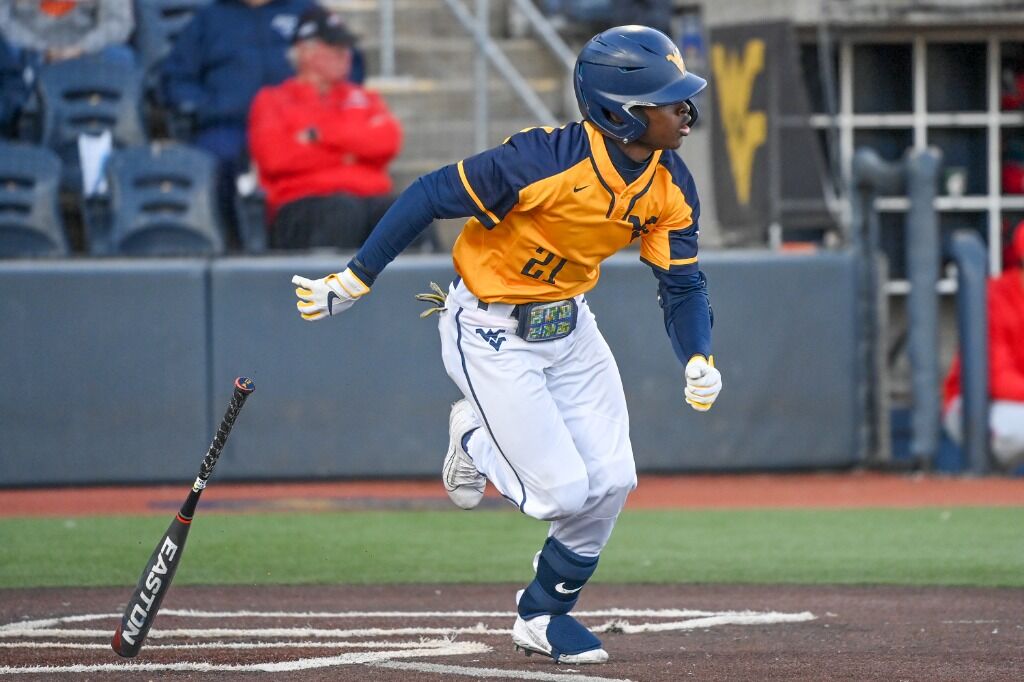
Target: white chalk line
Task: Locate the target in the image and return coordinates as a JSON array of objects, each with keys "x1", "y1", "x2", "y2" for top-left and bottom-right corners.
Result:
[
  {"x1": 0, "y1": 608, "x2": 727, "y2": 630},
  {"x1": 0, "y1": 611, "x2": 815, "y2": 640},
  {"x1": 372, "y1": 660, "x2": 635, "y2": 682},
  {"x1": 0, "y1": 641, "x2": 491, "y2": 674},
  {"x1": 0, "y1": 607, "x2": 816, "y2": 678},
  {"x1": 0, "y1": 638, "x2": 473, "y2": 651},
  {"x1": 0, "y1": 625, "x2": 503, "y2": 639}
]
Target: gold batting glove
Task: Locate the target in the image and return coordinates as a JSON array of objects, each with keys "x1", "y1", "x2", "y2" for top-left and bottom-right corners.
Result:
[
  {"x1": 291, "y1": 268, "x2": 369, "y2": 321},
  {"x1": 414, "y1": 281, "x2": 447, "y2": 318},
  {"x1": 684, "y1": 355, "x2": 722, "y2": 412}
]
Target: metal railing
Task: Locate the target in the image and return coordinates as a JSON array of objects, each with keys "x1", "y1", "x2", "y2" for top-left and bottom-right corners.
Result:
[
  {"x1": 851, "y1": 146, "x2": 942, "y2": 466},
  {"x1": 378, "y1": 0, "x2": 396, "y2": 78},
  {"x1": 376, "y1": 0, "x2": 570, "y2": 151},
  {"x1": 948, "y1": 230, "x2": 990, "y2": 474}
]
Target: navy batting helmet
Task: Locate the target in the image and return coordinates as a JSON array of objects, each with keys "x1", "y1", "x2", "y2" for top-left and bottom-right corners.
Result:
[{"x1": 574, "y1": 25, "x2": 707, "y2": 144}]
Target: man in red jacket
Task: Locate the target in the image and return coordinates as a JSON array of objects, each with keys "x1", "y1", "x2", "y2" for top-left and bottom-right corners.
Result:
[
  {"x1": 943, "y1": 225, "x2": 1024, "y2": 470},
  {"x1": 248, "y1": 6, "x2": 401, "y2": 249}
]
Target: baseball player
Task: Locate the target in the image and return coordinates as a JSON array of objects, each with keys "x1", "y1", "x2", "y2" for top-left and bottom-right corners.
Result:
[{"x1": 292, "y1": 25, "x2": 722, "y2": 664}]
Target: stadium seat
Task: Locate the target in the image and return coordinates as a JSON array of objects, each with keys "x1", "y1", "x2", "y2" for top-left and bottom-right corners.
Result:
[
  {"x1": 234, "y1": 189, "x2": 268, "y2": 254},
  {"x1": 104, "y1": 143, "x2": 225, "y2": 255},
  {"x1": 134, "y1": 0, "x2": 213, "y2": 77},
  {"x1": 35, "y1": 55, "x2": 147, "y2": 189},
  {"x1": 0, "y1": 143, "x2": 68, "y2": 257}
]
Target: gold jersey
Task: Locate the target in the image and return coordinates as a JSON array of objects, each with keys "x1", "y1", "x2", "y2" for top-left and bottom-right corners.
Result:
[{"x1": 450, "y1": 121, "x2": 700, "y2": 304}]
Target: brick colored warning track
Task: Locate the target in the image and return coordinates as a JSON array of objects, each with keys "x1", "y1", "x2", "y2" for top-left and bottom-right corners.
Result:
[{"x1": 0, "y1": 472, "x2": 1021, "y2": 517}]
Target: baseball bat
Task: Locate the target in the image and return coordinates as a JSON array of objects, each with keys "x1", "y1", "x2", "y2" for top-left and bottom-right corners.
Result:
[{"x1": 111, "y1": 376, "x2": 255, "y2": 658}]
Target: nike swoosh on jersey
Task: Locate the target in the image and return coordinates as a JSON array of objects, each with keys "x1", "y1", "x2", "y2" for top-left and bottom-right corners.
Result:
[
  {"x1": 554, "y1": 582, "x2": 584, "y2": 594},
  {"x1": 573, "y1": 185, "x2": 590, "y2": 193},
  {"x1": 327, "y1": 291, "x2": 339, "y2": 315}
]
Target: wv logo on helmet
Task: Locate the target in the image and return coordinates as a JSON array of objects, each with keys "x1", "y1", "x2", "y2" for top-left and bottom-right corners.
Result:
[{"x1": 475, "y1": 328, "x2": 507, "y2": 351}]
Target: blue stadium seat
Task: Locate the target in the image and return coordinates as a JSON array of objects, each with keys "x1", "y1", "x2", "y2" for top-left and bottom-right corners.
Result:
[
  {"x1": 35, "y1": 55, "x2": 147, "y2": 189},
  {"x1": 0, "y1": 143, "x2": 68, "y2": 257},
  {"x1": 105, "y1": 143, "x2": 225, "y2": 255},
  {"x1": 133, "y1": 0, "x2": 212, "y2": 80}
]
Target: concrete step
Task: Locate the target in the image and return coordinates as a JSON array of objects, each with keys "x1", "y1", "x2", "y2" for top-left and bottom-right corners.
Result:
[
  {"x1": 327, "y1": 0, "x2": 512, "y2": 40},
  {"x1": 370, "y1": 75, "x2": 566, "y2": 120},
  {"x1": 394, "y1": 117, "x2": 548, "y2": 163},
  {"x1": 361, "y1": 37, "x2": 566, "y2": 81}
]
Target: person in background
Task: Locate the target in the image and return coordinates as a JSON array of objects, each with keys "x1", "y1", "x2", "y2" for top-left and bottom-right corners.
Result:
[
  {"x1": 248, "y1": 6, "x2": 401, "y2": 250},
  {"x1": 0, "y1": 0, "x2": 135, "y2": 69},
  {"x1": 943, "y1": 224, "x2": 1024, "y2": 471},
  {"x1": 540, "y1": 0, "x2": 671, "y2": 35},
  {"x1": 0, "y1": 32, "x2": 28, "y2": 136},
  {"x1": 161, "y1": 0, "x2": 314, "y2": 242}
]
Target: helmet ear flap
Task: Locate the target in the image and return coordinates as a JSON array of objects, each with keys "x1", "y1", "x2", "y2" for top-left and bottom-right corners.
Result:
[{"x1": 685, "y1": 99, "x2": 699, "y2": 127}]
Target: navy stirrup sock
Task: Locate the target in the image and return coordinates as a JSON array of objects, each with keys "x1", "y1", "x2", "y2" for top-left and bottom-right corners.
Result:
[{"x1": 518, "y1": 537, "x2": 599, "y2": 618}]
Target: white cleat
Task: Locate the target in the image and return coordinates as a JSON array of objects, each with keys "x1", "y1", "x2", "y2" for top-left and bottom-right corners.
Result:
[
  {"x1": 512, "y1": 615, "x2": 609, "y2": 664},
  {"x1": 442, "y1": 400, "x2": 486, "y2": 509}
]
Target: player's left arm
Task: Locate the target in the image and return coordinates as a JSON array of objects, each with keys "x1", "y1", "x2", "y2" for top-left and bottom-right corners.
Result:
[
  {"x1": 655, "y1": 267, "x2": 721, "y2": 412},
  {"x1": 640, "y1": 174, "x2": 722, "y2": 412}
]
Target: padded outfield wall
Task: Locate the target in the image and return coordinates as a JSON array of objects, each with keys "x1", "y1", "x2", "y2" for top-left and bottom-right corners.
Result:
[{"x1": 0, "y1": 252, "x2": 861, "y2": 486}]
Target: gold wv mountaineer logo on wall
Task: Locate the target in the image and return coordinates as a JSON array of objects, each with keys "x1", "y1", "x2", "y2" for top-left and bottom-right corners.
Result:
[{"x1": 711, "y1": 39, "x2": 767, "y2": 205}]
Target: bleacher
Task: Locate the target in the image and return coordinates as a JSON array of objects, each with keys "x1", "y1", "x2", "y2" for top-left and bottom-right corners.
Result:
[{"x1": 0, "y1": 0, "x2": 240, "y2": 257}]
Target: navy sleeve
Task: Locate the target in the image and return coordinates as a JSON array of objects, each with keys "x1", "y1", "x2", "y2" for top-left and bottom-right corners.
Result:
[
  {"x1": 653, "y1": 269, "x2": 713, "y2": 365},
  {"x1": 346, "y1": 164, "x2": 477, "y2": 286}
]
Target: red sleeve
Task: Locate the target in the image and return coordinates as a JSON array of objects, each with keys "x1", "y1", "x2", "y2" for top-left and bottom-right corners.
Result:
[
  {"x1": 988, "y1": 280, "x2": 1024, "y2": 401},
  {"x1": 942, "y1": 353, "x2": 961, "y2": 410},
  {"x1": 247, "y1": 87, "x2": 348, "y2": 177},
  {"x1": 317, "y1": 92, "x2": 402, "y2": 163}
]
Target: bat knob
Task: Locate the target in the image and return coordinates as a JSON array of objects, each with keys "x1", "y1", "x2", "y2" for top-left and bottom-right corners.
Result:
[{"x1": 234, "y1": 377, "x2": 255, "y2": 394}]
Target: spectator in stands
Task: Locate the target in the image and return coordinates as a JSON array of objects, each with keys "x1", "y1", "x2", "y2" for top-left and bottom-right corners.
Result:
[
  {"x1": 0, "y1": 0, "x2": 135, "y2": 68},
  {"x1": 161, "y1": 0, "x2": 316, "y2": 245},
  {"x1": 248, "y1": 6, "x2": 402, "y2": 250},
  {"x1": 943, "y1": 224, "x2": 1024, "y2": 471},
  {"x1": 611, "y1": 0, "x2": 671, "y2": 36},
  {"x1": 0, "y1": 32, "x2": 27, "y2": 136},
  {"x1": 541, "y1": 0, "x2": 670, "y2": 36},
  {"x1": 161, "y1": 0, "x2": 315, "y2": 170}
]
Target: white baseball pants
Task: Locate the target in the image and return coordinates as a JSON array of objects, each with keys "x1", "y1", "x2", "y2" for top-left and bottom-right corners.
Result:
[{"x1": 439, "y1": 279, "x2": 637, "y2": 557}]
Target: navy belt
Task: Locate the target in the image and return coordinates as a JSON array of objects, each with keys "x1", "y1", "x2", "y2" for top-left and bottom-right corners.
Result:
[
  {"x1": 453, "y1": 275, "x2": 521, "y2": 319},
  {"x1": 477, "y1": 299, "x2": 521, "y2": 320}
]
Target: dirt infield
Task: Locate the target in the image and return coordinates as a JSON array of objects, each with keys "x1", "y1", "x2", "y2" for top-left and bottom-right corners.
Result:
[
  {"x1": 2, "y1": 474, "x2": 1022, "y2": 679},
  {"x1": 1, "y1": 583, "x2": 1022, "y2": 681},
  {"x1": 2, "y1": 472, "x2": 1023, "y2": 517}
]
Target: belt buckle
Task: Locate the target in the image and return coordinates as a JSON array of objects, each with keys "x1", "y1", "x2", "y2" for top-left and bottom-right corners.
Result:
[{"x1": 515, "y1": 299, "x2": 578, "y2": 342}]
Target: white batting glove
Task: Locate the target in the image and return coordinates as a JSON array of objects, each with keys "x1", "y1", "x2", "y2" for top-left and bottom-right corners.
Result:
[
  {"x1": 684, "y1": 355, "x2": 722, "y2": 412},
  {"x1": 291, "y1": 268, "x2": 369, "y2": 321}
]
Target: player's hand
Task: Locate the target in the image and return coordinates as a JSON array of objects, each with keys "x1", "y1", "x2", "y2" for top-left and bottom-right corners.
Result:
[
  {"x1": 684, "y1": 355, "x2": 722, "y2": 412},
  {"x1": 291, "y1": 268, "x2": 369, "y2": 321}
]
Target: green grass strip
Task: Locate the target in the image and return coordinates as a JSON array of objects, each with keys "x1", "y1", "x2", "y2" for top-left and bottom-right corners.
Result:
[{"x1": 1, "y1": 508, "x2": 1021, "y2": 589}]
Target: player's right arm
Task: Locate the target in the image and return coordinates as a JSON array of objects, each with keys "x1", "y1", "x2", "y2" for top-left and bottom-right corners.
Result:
[
  {"x1": 291, "y1": 169, "x2": 477, "y2": 320},
  {"x1": 292, "y1": 129, "x2": 553, "y2": 320}
]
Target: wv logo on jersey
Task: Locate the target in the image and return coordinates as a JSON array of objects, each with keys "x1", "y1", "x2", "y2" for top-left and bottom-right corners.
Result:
[
  {"x1": 628, "y1": 215, "x2": 658, "y2": 241},
  {"x1": 710, "y1": 38, "x2": 767, "y2": 206},
  {"x1": 475, "y1": 328, "x2": 507, "y2": 351}
]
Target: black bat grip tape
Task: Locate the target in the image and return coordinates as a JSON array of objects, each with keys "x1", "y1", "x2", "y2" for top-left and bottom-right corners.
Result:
[{"x1": 198, "y1": 377, "x2": 255, "y2": 481}]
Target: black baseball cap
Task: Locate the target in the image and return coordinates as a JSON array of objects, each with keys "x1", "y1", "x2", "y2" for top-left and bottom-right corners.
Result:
[{"x1": 293, "y1": 6, "x2": 358, "y2": 47}]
